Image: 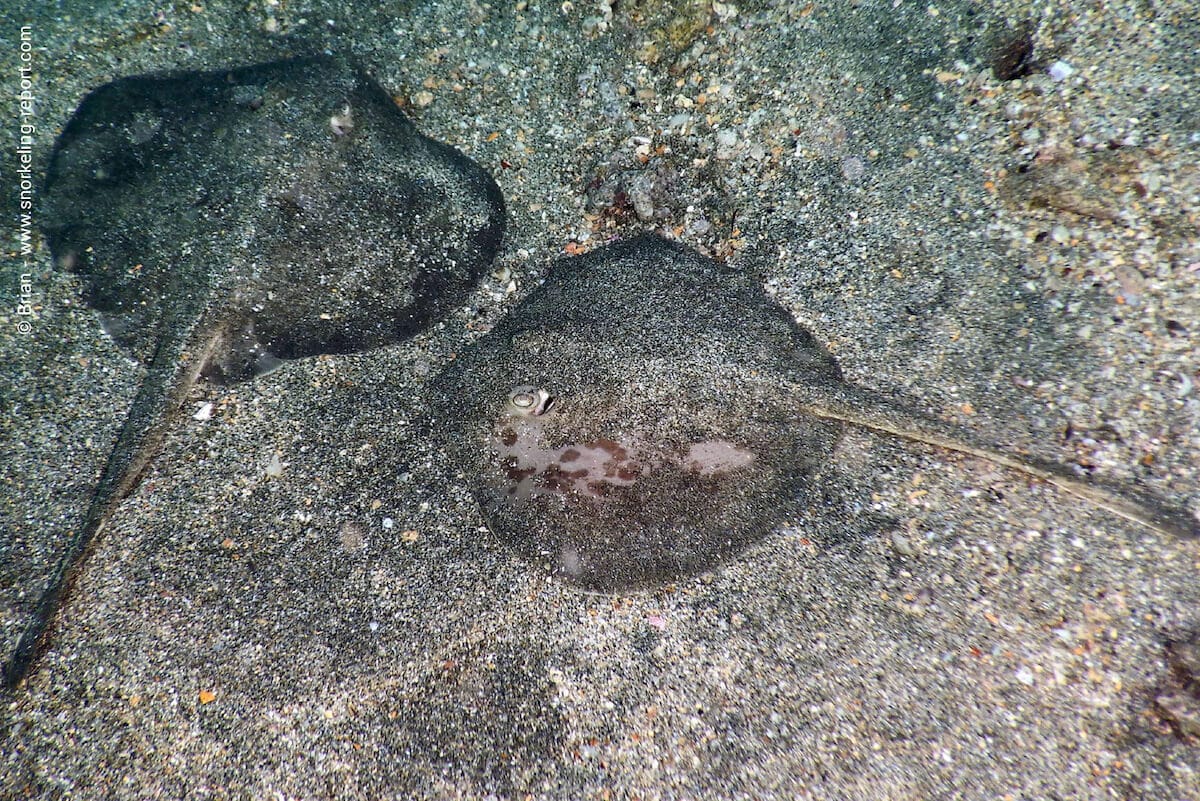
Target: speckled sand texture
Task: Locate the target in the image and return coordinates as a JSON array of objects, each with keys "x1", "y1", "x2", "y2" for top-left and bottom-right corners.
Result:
[{"x1": 2, "y1": 1, "x2": 1198, "y2": 798}]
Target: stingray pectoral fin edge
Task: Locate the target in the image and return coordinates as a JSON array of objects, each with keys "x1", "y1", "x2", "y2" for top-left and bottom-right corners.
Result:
[
  {"x1": 791, "y1": 382, "x2": 1198, "y2": 540},
  {"x1": 2, "y1": 327, "x2": 226, "y2": 691}
]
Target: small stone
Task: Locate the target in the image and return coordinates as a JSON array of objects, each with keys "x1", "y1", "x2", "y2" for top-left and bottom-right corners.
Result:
[
  {"x1": 1168, "y1": 636, "x2": 1200, "y2": 683},
  {"x1": 627, "y1": 174, "x2": 655, "y2": 222},
  {"x1": 714, "y1": 128, "x2": 738, "y2": 160},
  {"x1": 1115, "y1": 265, "x2": 1147, "y2": 301},
  {"x1": 1048, "y1": 61, "x2": 1075, "y2": 82},
  {"x1": 338, "y1": 521, "x2": 367, "y2": 551},
  {"x1": 328, "y1": 105, "x2": 354, "y2": 137},
  {"x1": 712, "y1": 1, "x2": 738, "y2": 22},
  {"x1": 1157, "y1": 692, "x2": 1200, "y2": 737},
  {"x1": 841, "y1": 155, "x2": 866, "y2": 182},
  {"x1": 1015, "y1": 666, "x2": 1035, "y2": 686},
  {"x1": 989, "y1": 23, "x2": 1034, "y2": 81},
  {"x1": 891, "y1": 530, "x2": 917, "y2": 556},
  {"x1": 667, "y1": 113, "x2": 692, "y2": 133}
]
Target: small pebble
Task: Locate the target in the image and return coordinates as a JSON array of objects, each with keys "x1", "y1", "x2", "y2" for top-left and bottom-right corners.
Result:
[
  {"x1": 338, "y1": 521, "x2": 367, "y2": 551},
  {"x1": 1176, "y1": 372, "x2": 1193, "y2": 398},
  {"x1": 667, "y1": 113, "x2": 692, "y2": 133},
  {"x1": 1048, "y1": 60, "x2": 1075, "y2": 82},
  {"x1": 714, "y1": 128, "x2": 738, "y2": 160},
  {"x1": 627, "y1": 173, "x2": 655, "y2": 221},
  {"x1": 841, "y1": 155, "x2": 866, "y2": 181},
  {"x1": 890, "y1": 530, "x2": 917, "y2": 557}
]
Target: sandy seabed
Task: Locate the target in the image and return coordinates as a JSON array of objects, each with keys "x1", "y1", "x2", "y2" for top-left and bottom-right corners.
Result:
[{"x1": 2, "y1": 1, "x2": 1198, "y2": 798}]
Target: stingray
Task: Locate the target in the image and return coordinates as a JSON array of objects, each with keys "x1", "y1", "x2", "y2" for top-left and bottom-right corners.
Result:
[
  {"x1": 3, "y1": 56, "x2": 505, "y2": 687},
  {"x1": 429, "y1": 235, "x2": 1197, "y2": 591}
]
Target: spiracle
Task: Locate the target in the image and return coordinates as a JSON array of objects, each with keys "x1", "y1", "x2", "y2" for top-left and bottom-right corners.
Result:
[{"x1": 507, "y1": 385, "x2": 555, "y2": 417}]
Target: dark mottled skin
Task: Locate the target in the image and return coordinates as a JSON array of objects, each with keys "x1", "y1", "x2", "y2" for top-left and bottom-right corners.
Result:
[{"x1": 4, "y1": 56, "x2": 505, "y2": 689}]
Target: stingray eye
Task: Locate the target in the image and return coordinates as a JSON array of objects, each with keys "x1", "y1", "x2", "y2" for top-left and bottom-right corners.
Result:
[{"x1": 508, "y1": 385, "x2": 554, "y2": 417}]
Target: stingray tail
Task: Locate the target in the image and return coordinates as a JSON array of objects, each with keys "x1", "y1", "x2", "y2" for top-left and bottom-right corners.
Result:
[
  {"x1": 790, "y1": 381, "x2": 1198, "y2": 540},
  {"x1": 3, "y1": 330, "x2": 220, "y2": 690}
]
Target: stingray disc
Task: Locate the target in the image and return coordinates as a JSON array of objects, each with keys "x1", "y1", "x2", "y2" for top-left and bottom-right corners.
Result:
[
  {"x1": 430, "y1": 236, "x2": 844, "y2": 590},
  {"x1": 43, "y1": 55, "x2": 505, "y2": 381}
]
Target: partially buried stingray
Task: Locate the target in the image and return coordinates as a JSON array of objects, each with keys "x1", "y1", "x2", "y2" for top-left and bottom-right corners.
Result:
[
  {"x1": 4, "y1": 56, "x2": 505, "y2": 687},
  {"x1": 430, "y1": 235, "x2": 1197, "y2": 591}
]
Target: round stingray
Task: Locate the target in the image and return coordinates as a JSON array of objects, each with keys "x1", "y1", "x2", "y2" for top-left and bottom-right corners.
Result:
[
  {"x1": 5, "y1": 56, "x2": 508, "y2": 689},
  {"x1": 429, "y1": 235, "x2": 846, "y2": 591}
]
